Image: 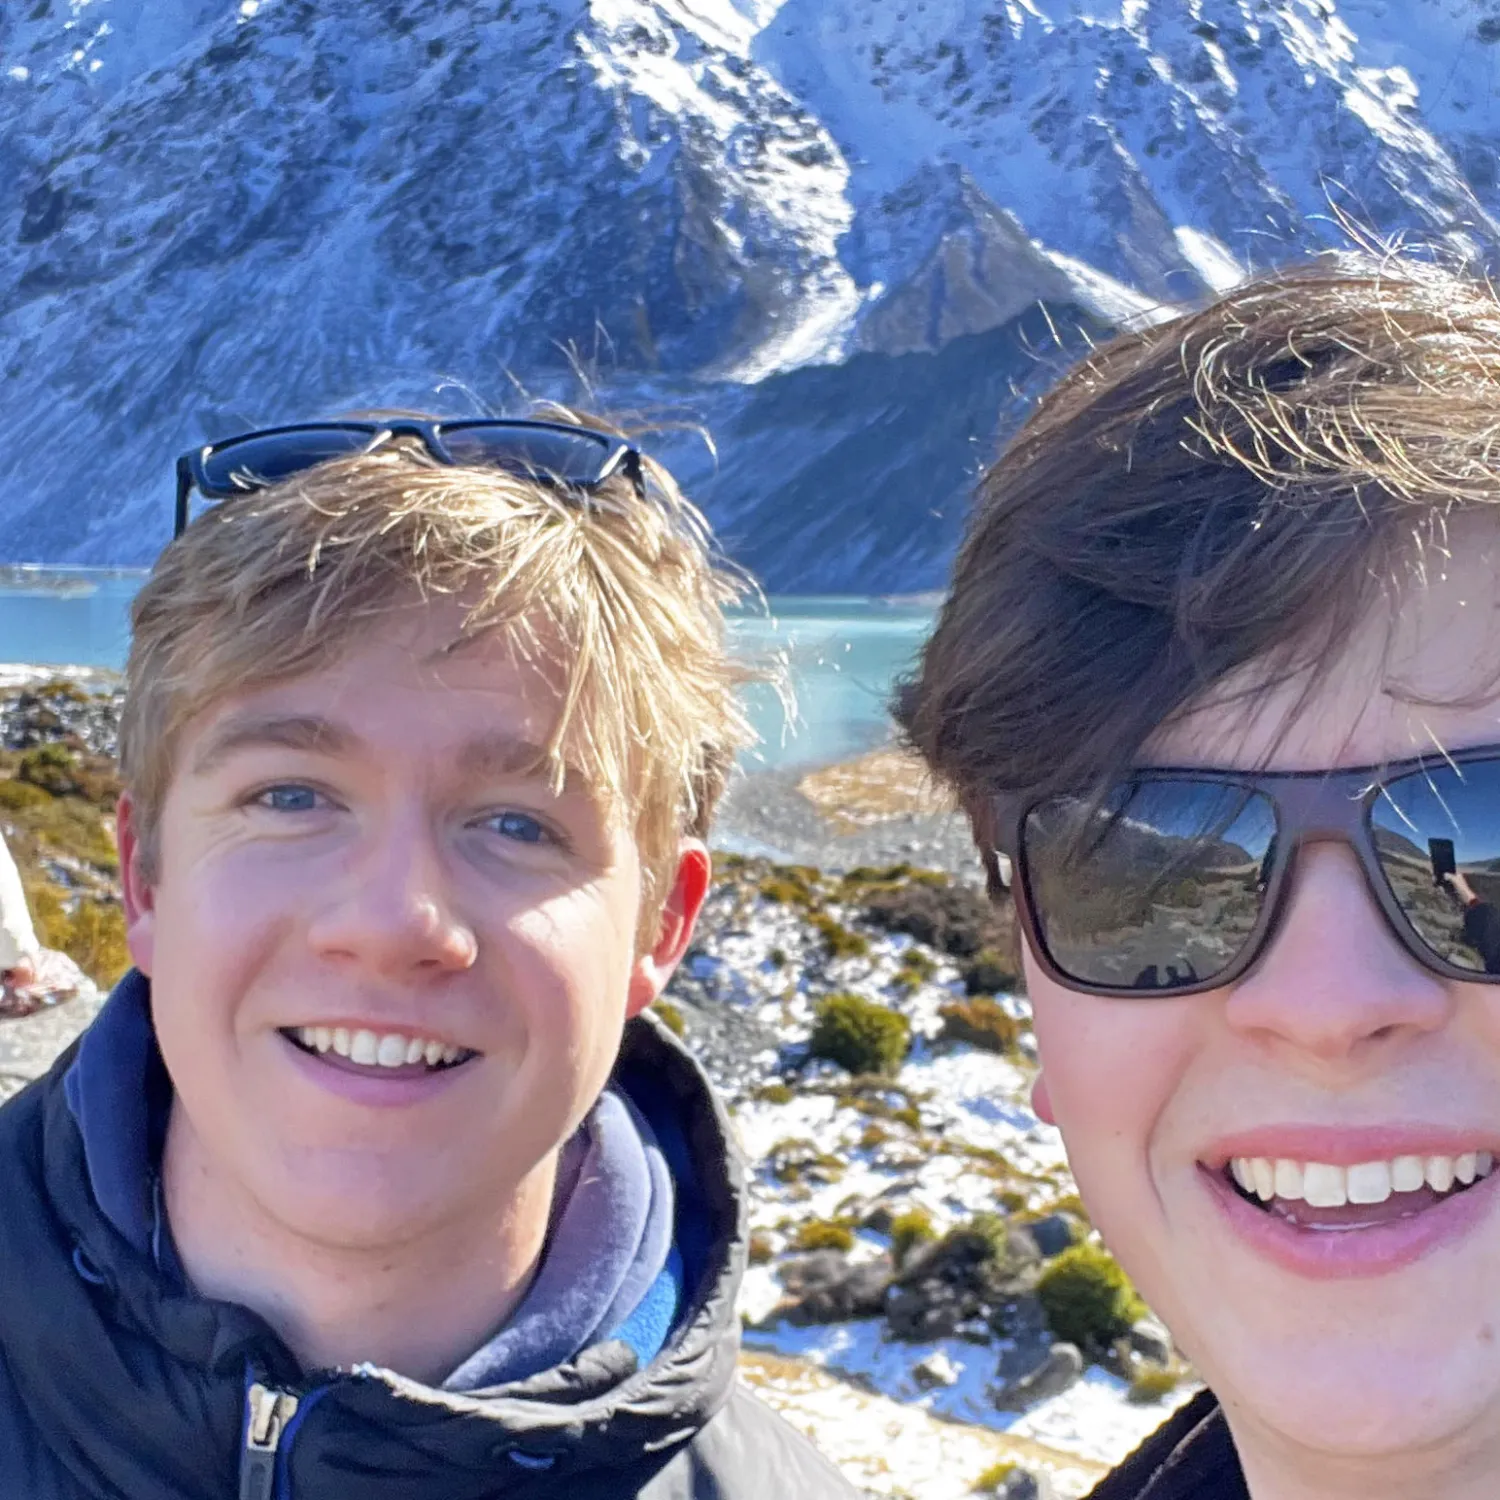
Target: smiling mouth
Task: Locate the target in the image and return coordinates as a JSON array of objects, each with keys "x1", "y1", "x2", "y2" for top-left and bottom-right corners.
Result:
[
  {"x1": 280, "y1": 1025, "x2": 479, "y2": 1074},
  {"x1": 1219, "y1": 1151, "x2": 1496, "y2": 1229}
]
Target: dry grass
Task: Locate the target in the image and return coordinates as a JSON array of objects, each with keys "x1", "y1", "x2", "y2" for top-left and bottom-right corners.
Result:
[{"x1": 797, "y1": 746, "x2": 955, "y2": 830}]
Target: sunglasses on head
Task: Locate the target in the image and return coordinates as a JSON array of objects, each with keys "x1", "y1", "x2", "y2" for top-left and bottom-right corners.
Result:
[
  {"x1": 987, "y1": 745, "x2": 1500, "y2": 997},
  {"x1": 174, "y1": 418, "x2": 646, "y2": 537}
]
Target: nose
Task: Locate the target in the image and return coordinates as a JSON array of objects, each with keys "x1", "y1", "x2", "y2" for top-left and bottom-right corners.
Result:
[
  {"x1": 306, "y1": 810, "x2": 478, "y2": 977},
  {"x1": 1224, "y1": 840, "x2": 1453, "y2": 1067}
]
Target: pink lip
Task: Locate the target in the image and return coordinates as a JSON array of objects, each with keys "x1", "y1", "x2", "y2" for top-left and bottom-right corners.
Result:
[
  {"x1": 1200, "y1": 1162, "x2": 1500, "y2": 1279},
  {"x1": 1200, "y1": 1125, "x2": 1498, "y2": 1170},
  {"x1": 277, "y1": 1031, "x2": 476, "y2": 1109}
]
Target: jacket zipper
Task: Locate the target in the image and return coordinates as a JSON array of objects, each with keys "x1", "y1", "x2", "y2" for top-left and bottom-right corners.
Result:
[{"x1": 239, "y1": 1381, "x2": 300, "y2": 1500}]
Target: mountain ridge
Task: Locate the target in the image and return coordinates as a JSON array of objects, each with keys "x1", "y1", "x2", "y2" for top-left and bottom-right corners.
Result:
[{"x1": 4, "y1": 0, "x2": 1500, "y2": 588}]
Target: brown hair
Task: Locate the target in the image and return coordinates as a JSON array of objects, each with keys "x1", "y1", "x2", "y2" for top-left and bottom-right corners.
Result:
[
  {"x1": 120, "y1": 408, "x2": 758, "y2": 931},
  {"x1": 896, "y1": 255, "x2": 1500, "y2": 820}
]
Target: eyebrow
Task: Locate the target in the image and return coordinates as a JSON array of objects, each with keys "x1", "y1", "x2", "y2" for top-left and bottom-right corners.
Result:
[
  {"x1": 189, "y1": 713, "x2": 356, "y2": 776},
  {"x1": 188, "y1": 713, "x2": 563, "y2": 786}
]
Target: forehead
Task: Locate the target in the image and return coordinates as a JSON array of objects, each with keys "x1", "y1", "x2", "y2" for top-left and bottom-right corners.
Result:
[
  {"x1": 178, "y1": 599, "x2": 581, "y2": 779},
  {"x1": 1151, "y1": 512, "x2": 1500, "y2": 771}
]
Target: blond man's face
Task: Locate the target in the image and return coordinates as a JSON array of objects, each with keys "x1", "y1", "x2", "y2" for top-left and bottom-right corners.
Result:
[
  {"x1": 1026, "y1": 520, "x2": 1500, "y2": 1486},
  {"x1": 118, "y1": 601, "x2": 705, "y2": 1251}
]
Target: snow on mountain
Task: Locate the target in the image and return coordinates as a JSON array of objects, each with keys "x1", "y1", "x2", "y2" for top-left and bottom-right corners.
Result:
[{"x1": 3, "y1": 0, "x2": 1500, "y2": 588}]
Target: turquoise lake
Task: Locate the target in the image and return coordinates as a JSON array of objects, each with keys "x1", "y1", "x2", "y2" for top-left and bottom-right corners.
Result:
[{"x1": 0, "y1": 569, "x2": 936, "y2": 772}]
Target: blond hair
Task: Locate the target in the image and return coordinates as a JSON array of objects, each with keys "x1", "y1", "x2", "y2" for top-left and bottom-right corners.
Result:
[{"x1": 121, "y1": 411, "x2": 757, "y2": 930}]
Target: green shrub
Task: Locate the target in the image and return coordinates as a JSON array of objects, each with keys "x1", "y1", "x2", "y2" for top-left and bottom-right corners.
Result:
[
  {"x1": 18, "y1": 743, "x2": 81, "y2": 797},
  {"x1": 811, "y1": 912, "x2": 870, "y2": 960},
  {"x1": 759, "y1": 875, "x2": 813, "y2": 906},
  {"x1": 971, "y1": 1462, "x2": 1017, "y2": 1494},
  {"x1": 1127, "y1": 1366, "x2": 1180, "y2": 1404},
  {"x1": 0, "y1": 778, "x2": 51, "y2": 813},
  {"x1": 767, "y1": 946, "x2": 789, "y2": 968},
  {"x1": 792, "y1": 1218, "x2": 855, "y2": 1253},
  {"x1": 754, "y1": 1081, "x2": 794, "y2": 1105},
  {"x1": 939, "y1": 997, "x2": 1021, "y2": 1053},
  {"x1": 767, "y1": 1138, "x2": 846, "y2": 1185},
  {"x1": 890, "y1": 1207, "x2": 936, "y2": 1265},
  {"x1": 747, "y1": 1231, "x2": 776, "y2": 1266},
  {"x1": 962, "y1": 947, "x2": 1020, "y2": 994},
  {"x1": 1037, "y1": 1243, "x2": 1147, "y2": 1352},
  {"x1": 653, "y1": 1000, "x2": 686, "y2": 1037},
  {"x1": 808, "y1": 992, "x2": 911, "y2": 1076}
]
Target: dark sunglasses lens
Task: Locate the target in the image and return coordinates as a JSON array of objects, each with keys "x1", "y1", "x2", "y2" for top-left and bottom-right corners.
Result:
[
  {"x1": 1371, "y1": 759, "x2": 1500, "y2": 975},
  {"x1": 1022, "y1": 781, "x2": 1278, "y2": 992},
  {"x1": 199, "y1": 427, "x2": 375, "y2": 494},
  {"x1": 438, "y1": 424, "x2": 616, "y2": 485}
]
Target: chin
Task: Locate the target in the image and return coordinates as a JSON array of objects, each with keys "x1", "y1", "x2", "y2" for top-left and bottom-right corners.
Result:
[{"x1": 1214, "y1": 1341, "x2": 1500, "y2": 1458}]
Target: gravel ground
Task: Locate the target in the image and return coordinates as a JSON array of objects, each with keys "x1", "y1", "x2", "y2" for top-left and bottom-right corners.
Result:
[{"x1": 716, "y1": 767, "x2": 985, "y2": 883}]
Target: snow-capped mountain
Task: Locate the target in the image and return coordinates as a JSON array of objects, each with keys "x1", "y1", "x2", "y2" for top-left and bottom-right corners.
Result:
[{"x1": 3, "y1": 0, "x2": 1499, "y2": 589}]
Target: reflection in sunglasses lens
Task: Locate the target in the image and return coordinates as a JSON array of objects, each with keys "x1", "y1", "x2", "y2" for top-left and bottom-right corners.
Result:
[
  {"x1": 1372, "y1": 761, "x2": 1500, "y2": 975},
  {"x1": 1022, "y1": 782, "x2": 1277, "y2": 992}
]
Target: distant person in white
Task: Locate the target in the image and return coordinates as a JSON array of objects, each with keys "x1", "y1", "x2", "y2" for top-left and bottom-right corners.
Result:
[{"x1": 0, "y1": 830, "x2": 39, "y2": 990}]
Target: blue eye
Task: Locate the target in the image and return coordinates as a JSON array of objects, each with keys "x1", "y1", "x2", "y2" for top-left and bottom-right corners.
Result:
[
  {"x1": 256, "y1": 785, "x2": 321, "y2": 812},
  {"x1": 489, "y1": 810, "x2": 548, "y2": 844}
]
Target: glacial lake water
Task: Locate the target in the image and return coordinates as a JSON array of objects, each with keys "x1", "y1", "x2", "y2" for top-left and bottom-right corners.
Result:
[{"x1": 0, "y1": 568, "x2": 936, "y2": 772}]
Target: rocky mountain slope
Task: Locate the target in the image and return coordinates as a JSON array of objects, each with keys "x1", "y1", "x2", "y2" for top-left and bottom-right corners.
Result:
[{"x1": 4, "y1": 1, "x2": 1500, "y2": 588}]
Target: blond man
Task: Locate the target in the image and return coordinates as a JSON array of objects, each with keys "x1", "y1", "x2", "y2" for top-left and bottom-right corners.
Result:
[{"x1": 0, "y1": 415, "x2": 855, "y2": 1500}]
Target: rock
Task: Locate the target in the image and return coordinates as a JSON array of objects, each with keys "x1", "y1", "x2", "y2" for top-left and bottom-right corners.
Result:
[
  {"x1": 992, "y1": 1343, "x2": 1084, "y2": 1409},
  {"x1": 910, "y1": 1351, "x2": 960, "y2": 1389},
  {"x1": 999, "y1": 1469, "x2": 1056, "y2": 1500},
  {"x1": 1023, "y1": 1213, "x2": 1075, "y2": 1258},
  {"x1": 0, "y1": 987, "x2": 102, "y2": 1102},
  {"x1": 777, "y1": 1252, "x2": 893, "y2": 1326},
  {"x1": 1127, "y1": 1315, "x2": 1174, "y2": 1367}
]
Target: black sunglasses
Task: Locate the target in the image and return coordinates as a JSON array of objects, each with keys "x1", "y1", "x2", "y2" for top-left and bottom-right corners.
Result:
[
  {"x1": 986, "y1": 746, "x2": 1500, "y2": 997},
  {"x1": 174, "y1": 419, "x2": 645, "y2": 537}
]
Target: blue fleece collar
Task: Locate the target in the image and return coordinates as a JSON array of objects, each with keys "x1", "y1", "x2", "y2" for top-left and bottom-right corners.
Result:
[{"x1": 64, "y1": 974, "x2": 685, "y2": 1381}]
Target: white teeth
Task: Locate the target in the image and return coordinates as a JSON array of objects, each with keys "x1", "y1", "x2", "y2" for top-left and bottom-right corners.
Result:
[
  {"x1": 294, "y1": 1024, "x2": 468, "y2": 1070},
  {"x1": 375, "y1": 1033, "x2": 408, "y2": 1068},
  {"x1": 1273, "y1": 1159, "x2": 1304, "y2": 1200},
  {"x1": 1250, "y1": 1158, "x2": 1275, "y2": 1201},
  {"x1": 1229, "y1": 1149, "x2": 1497, "y2": 1207},
  {"x1": 1345, "y1": 1161, "x2": 1392, "y2": 1206},
  {"x1": 1391, "y1": 1155, "x2": 1426, "y2": 1193},
  {"x1": 1303, "y1": 1162, "x2": 1348, "y2": 1208}
]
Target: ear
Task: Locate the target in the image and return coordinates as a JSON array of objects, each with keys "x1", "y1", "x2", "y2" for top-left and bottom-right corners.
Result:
[
  {"x1": 625, "y1": 839, "x2": 712, "y2": 1020},
  {"x1": 116, "y1": 792, "x2": 158, "y2": 977},
  {"x1": 1030, "y1": 1071, "x2": 1057, "y2": 1126}
]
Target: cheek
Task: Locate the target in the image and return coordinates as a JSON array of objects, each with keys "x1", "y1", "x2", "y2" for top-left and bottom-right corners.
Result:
[{"x1": 1029, "y1": 971, "x2": 1196, "y2": 1229}]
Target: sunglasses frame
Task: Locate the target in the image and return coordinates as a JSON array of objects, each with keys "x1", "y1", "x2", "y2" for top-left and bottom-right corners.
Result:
[
  {"x1": 984, "y1": 743, "x2": 1500, "y2": 997},
  {"x1": 174, "y1": 418, "x2": 645, "y2": 537}
]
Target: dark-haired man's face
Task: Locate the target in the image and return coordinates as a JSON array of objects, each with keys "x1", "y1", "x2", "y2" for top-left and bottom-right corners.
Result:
[{"x1": 1028, "y1": 518, "x2": 1500, "y2": 1483}]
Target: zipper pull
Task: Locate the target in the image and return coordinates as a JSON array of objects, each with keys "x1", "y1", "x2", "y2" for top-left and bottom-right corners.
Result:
[{"x1": 239, "y1": 1381, "x2": 300, "y2": 1500}]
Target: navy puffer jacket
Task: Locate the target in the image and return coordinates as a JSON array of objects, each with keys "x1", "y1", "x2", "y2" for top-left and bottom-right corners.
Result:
[{"x1": 0, "y1": 1015, "x2": 857, "y2": 1500}]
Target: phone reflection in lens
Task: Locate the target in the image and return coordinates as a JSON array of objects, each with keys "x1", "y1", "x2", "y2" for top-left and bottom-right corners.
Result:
[{"x1": 1372, "y1": 763, "x2": 1500, "y2": 974}]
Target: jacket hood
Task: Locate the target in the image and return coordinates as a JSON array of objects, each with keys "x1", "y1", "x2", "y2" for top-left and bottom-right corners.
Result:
[{"x1": 0, "y1": 1006, "x2": 747, "y2": 1498}]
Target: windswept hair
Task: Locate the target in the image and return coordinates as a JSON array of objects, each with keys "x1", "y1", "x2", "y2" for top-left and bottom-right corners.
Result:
[
  {"x1": 121, "y1": 407, "x2": 758, "y2": 929},
  {"x1": 897, "y1": 255, "x2": 1500, "y2": 813}
]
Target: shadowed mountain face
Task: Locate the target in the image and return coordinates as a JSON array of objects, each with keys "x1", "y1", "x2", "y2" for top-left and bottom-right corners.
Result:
[{"x1": 4, "y1": 0, "x2": 1500, "y2": 587}]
